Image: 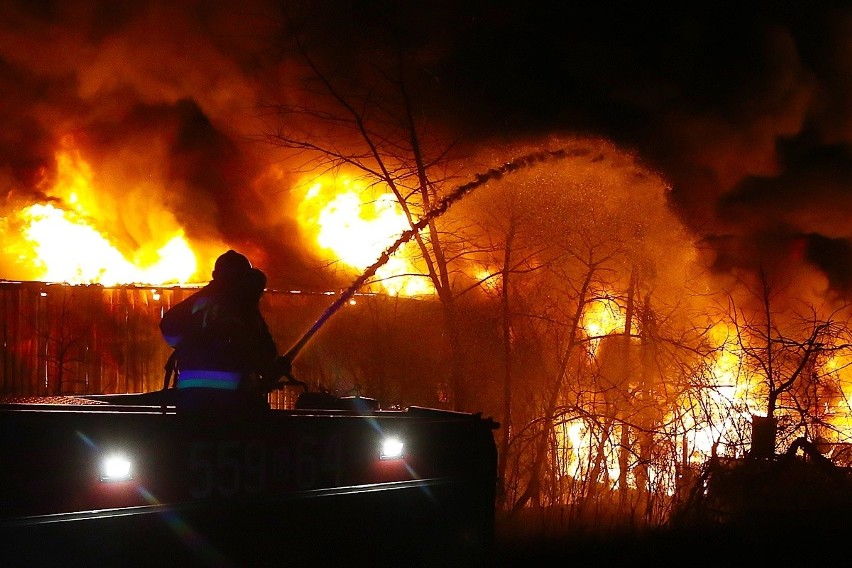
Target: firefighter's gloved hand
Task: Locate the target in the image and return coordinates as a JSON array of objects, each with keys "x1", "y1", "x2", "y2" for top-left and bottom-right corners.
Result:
[
  {"x1": 257, "y1": 374, "x2": 283, "y2": 394},
  {"x1": 257, "y1": 375, "x2": 281, "y2": 394},
  {"x1": 276, "y1": 356, "x2": 292, "y2": 379},
  {"x1": 255, "y1": 357, "x2": 291, "y2": 393}
]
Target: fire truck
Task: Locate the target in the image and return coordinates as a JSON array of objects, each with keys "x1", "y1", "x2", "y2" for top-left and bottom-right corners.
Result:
[
  {"x1": 0, "y1": 388, "x2": 499, "y2": 567},
  {"x1": 0, "y1": 237, "x2": 507, "y2": 566}
]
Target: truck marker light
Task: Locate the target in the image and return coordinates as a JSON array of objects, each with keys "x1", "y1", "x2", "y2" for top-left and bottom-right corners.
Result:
[
  {"x1": 100, "y1": 453, "x2": 133, "y2": 482},
  {"x1": 380, "y1": 437, "x2": 404, "y2": 460}
]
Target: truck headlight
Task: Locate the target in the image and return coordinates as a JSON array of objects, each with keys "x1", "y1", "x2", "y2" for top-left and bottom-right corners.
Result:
[
  {"x1": 100, "y1": 453, "x2": 133, "y2": 482},
  {"x1": 380, "y1": 437, "x2": 404, "y2": 460}
]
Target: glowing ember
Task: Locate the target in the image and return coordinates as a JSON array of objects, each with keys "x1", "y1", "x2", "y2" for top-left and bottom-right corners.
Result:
[{"x1": 298, "y1": 176, "x2": 433, "y2": 296}]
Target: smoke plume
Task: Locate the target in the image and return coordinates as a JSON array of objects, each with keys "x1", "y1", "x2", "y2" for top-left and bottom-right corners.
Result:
[{"x1": 1, "y1": 0, "x2": 851, "y2": 297}]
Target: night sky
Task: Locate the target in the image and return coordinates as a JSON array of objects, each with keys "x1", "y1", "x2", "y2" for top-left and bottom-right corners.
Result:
[{"x1": 2, "y1": 0, "x2": 852, "y2": 296}]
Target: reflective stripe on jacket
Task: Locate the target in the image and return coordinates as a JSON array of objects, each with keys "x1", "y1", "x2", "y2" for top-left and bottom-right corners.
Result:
[
  {"x1": 176, "y1": 369, "x2": 242, "y2": 390},
  {"x1": 160, "y1": 278, "x2": 278, "y2": 392}
]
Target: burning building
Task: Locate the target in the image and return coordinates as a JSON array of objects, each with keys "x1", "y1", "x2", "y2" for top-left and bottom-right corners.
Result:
[{"x1": 3, "y1": 0, "x2": 852, "y2": 530}]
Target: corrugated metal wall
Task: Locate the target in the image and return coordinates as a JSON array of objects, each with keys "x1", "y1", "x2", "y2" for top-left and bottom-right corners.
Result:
[
  {"x1": 0, "y1": 281, "x2": 328, "y2": 402},
  {"x1": 0, "y1": 281, "x2": 452, "y2": 411}
]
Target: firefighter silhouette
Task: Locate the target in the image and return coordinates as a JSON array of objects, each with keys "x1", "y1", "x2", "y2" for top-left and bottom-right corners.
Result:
[{"x1": 160, "y1": 250, "x2": 279, "y2": 413}]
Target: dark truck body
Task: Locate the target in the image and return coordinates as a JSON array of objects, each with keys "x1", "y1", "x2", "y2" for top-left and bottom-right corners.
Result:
[{"x1": 0, "y1": 392, "x2": 498, "y2": 567}]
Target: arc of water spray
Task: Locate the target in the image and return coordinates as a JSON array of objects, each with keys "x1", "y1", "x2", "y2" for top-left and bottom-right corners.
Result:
[{"x1": 278, "y1": 147, "x2": 583, "y2": 372}]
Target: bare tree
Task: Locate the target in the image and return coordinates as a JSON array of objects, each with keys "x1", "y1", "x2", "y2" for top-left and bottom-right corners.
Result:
[
  {"x1": 465, "y1": 157, "x2": 708, "y2": 525},
  {"x1": 257, "y1": 11, "x2": 503, "y2": 409},
  {"x1": 718, "y1": 268, "x2": 852, "y2": 457},
  {"x1": 258, "y1": 10, "x2": 743, "y2": 534}
]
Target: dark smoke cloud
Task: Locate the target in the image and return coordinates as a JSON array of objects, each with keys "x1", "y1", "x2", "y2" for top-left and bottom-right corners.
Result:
[
  {"x1": 335, "y1": 0, "x2": 852, "y2": 297},
  {"x1": 1, "y1": 0, "x2": 852, "y2": 296}
]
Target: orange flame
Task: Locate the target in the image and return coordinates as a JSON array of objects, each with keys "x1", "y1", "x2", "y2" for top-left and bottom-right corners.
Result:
[
  {"x1": 13, "y1": 203, "x2": 196, "y2": 285},
  {"x1": 297, "y1": 175, "x2": 434, "y2": 296},
  {"x1": 582, "y1": 297, "x2": 626, "y2": 354},
  {"x1": 3, "y1": 145, "x2": 204, "y2": 285}
]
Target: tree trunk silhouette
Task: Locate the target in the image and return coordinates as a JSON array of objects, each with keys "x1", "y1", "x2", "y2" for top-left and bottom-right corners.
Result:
[
  {"x1": 511, "y1": 261, "x2": 597, "y2": 512},
  {"x1": 497, "y1": 220, "x2": 516, "y2": 506},
  {"x1": 617, "y1": 268, "x2": 637, "y2": 507}
]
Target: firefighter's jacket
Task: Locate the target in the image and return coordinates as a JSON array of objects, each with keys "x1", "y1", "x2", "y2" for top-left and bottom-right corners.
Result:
[{"x1": 160, "y1": 280, "x2": 277, "y2": 391}]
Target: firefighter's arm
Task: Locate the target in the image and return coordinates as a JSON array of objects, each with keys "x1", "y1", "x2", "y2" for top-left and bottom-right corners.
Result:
[
  {"x1": 276, "y1": 355, "x2": 292, "y2": 378},
  {"x1": 160, "y1": 295, "x2": 197, "y2": 347}
]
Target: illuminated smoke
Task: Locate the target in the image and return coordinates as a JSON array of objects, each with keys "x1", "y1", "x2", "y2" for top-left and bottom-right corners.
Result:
[{"x1": 0, "y1": 1, "x2": 851, "y2": 299}]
